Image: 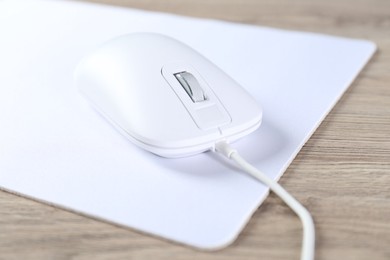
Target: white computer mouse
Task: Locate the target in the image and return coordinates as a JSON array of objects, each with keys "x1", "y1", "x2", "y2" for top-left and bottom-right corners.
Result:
[{"x1": 75, "y1": 33, "x2": 262, "y2": 158}]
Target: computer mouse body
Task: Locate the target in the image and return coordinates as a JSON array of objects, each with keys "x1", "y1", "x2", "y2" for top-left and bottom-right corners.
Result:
[{"x1": 75, "y1": 33, "x2": 262, "y2": 158}]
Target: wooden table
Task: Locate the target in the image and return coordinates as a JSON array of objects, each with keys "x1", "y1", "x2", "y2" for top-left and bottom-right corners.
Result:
[{"x1": 1, "y1": 0, "x2": 389, "y2": 259}]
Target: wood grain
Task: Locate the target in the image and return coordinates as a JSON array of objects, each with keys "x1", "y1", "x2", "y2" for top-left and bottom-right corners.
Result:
[{"x1": 1, "y1": 0, "x2": 389, "y2": 259}]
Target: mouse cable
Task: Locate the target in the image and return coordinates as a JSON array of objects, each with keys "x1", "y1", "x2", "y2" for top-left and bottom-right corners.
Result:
[{"x1": 215, "y1": 141, "x2": 315, "y2": 260}]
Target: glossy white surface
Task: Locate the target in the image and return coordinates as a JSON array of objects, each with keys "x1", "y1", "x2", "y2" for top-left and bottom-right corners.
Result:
[{"x1": 75, "y1": 33, "x2": 262, "y2": 157}]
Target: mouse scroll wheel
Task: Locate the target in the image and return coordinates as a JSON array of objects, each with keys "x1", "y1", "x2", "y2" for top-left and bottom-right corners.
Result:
[{"x1": 174, "y1": 72, "x2": 207, "y2": 103}]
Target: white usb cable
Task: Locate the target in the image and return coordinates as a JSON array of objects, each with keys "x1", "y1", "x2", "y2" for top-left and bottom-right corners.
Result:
[{"x1": 215, "y1": 141, "x2": 315, "y2": 260}]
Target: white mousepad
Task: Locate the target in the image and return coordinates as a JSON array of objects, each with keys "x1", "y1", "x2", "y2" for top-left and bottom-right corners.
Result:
[{"x1": 0, "y1": 0, "x2": 375, "y2": 249}]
